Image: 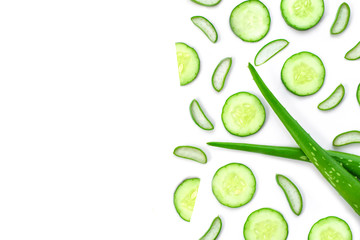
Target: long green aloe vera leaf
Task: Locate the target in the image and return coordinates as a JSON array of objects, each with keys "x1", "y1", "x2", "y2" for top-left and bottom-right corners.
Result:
[
  {"x1": 248, "y1": 63, "x2": 360, "y2": 215},
  {"x1": 207, "y1": 142, "x2": 360, "y2": 178}
]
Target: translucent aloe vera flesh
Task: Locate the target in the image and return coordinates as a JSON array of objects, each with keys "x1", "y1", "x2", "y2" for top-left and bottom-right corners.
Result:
[
  {"x1": 254, "y1": 39, "x2": 289, "y2": 66},
  {"x1": 191, "y1": 16, "x2": 218, "y2": 43},
  {"x1": 276, "y1": 174, "x2": 303, "y2": 215},
  {"x1": 318, "y1": 84, "x2": 345, "y2": 111},
  {"x1": 199, "y1": 216, "x2": 222, "y2": 240},
  {"x1": 191, "y1": 0, "x2": 221, "y2": 7},
  {"x1": 190, "y1": 99, "x2": 214, "y2": 131},
  {"x1": 331, "y1": 2, "x2": 350, "y2": 34},
  {"x1": 173, "y1": 146, "x2": 207, "y2": 164},
  {"x1": 212, "y1": 57, "x2": 232, "y2": 92},
  {"x1": 345, "y1": 41, "x2": 360, "y2": 60},
  {"x1": 333, "y1": 131, "x2": 360, "y2": 146}
]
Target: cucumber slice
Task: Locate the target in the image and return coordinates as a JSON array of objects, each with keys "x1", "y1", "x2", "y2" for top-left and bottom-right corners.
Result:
[
  {"x1": 229, "y1": 0, "x2": 271, "y2": 42},
  {"x1": 254, "y1": 39, "x2": 289, "y2": 66},
  {"x1": 191, "y1": 16, "x2": 218, "y2": 43},
  {"x1": 173, "y1": 178, "x2": 200, "y2": 222},
  {"x1": 308, "y1": 216, "x2": 352, "y2": 240},
  {"x1": 281, "y1": 0, "x2": 324, "y2": 30},
  {"x1": 243, "y1": 208, "x2": 288, "y2": 240},
  {"x1": 191, "y1": 0, "x2": 221, "y2": 7},
  {"x1": 345, "y1": 42, "x2": 360, "y2": 60},
  {"x1": 333, "y1": 131, "x2": 360, "y2": 147},
  {"x1": 173, "y1": 146, "x2": 207, "y2": 164},
  {"x1": 199, "y1": 216, "x2": 222, "y2": 240},
  {"x1": 281, "y1": 51, "x2": 325, "y2": 96},
  {"x1": 276, "y1": 174, "x2": 303, "y2": 216},
  {"x1": 318, "y1": 84, "x2": 345, "y2": 111},
  {"x1": 175, "y1": 42, "x2": 200, "y2": 86},
  {"x1": 212, "y1": 57, "x2": 232, "y2": 92},
  {"x1": 331, "y1": 3, "x2": 350, "y2": 35},
  {"x1": 212, "y1": 163, "x2": 256, "y2": 208},
  {"x1": 357, "y1": 83, "x2": 360, "y2": 106},
  {"x1": 222, "y1": 92, "x2": 266, "y2": 137},
  {"x1": 190, "y1": 99, "x2": 214, "y2": 131}
]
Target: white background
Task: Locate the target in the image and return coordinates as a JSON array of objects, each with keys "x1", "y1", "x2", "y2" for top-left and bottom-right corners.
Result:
[{"x1": 0, "y1": 0, "x2": 359, "y2": 239}]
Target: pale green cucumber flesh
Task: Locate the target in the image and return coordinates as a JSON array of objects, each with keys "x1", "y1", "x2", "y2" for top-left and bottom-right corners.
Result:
[
  {"x1": 191, "y1": 0, "x2": 221, "y2": 7},
  {"x1": 175, "y1": 42, "x2": 200, "y2": 86},
  {"x1": 308, "y1": 216, "x2": 352, "y2": 240},
  {"x1": 190, "y1": 99, "x2": 214, "y2": 131},
  {"x1": 212, "y1": 57, "x2": 232, "y2": 92},
  {"x1": 199, "y1": 216, "x2": 222, "y2": 240},
  {"x1": 173, "y1": 146, "x2": 207, "y2": 164},
  {"x1": 331, "y1": 2, "x2": 350, "y2": 34},
  {"x1": 345, "y1": 41, "x2": 360, "y2": 60},
  {"x1": 276, "y1": 174, "x2": 303, "y2": 215},
  {"x1": 333, "y1": 131, "x2": 360, "y2": 146},
  {"x1": 255, "y1": 39, "x2": 289, "y2": 66},
  {"x1": 318, "y1": 84, "x2": 345, "y2": 110},
  {"x1": 174, "y1": 178, "x2": 200, "y2": 222},
  {"x1": 191, "y1": 16, "x2": 218, "y2": 43}
]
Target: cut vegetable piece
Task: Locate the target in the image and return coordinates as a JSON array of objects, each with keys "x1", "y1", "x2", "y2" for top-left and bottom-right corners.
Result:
[
  {"x1": 175, "y1": 42, "x2": 200, "y2": 86},
  {"x1": 190, "y1": 99, "x2": 214, "y2": 131},
  {"x1": 174, "y1": 178, "x2": 200, "y2": 222},
  {"x1": 281, "y1": 0, "x2": 324, "y2": 30},
  {"x1": 212, "y1": 163, "x2": 256, "y2": 208},
  {"x1": 191, "y1": 0, "x2": 221, "y2": 7},
  {"x1": 199, "y1": 216, "x2": 222, "y2": 240},
  {"x1": 212, "y1": 57, "x2": 232, "y2": 92},
  {"x1": 248, "y1": 63, "x2": 360, "y2": 216},
  {"x1": 331, "y1": 3, "x2": 350, "y2": 35},
  {"x1": 276, "y1": 174, "x2": 303, "y2": 215},
  {"x1": 254, "y1": 39, "x2": 289, "y2": 66},
  {"x1": 222, "y1": 92, "x2": 265, "y2": 137},
  {"x1": 345, "y1": 42, "x2": 360, "y2": 60},
  {"x1": 333, "y1": 131, "x2": 360, "y2": 146},
  {"x1": 308, "y1": 216, "x2": 352, "y2": 240},
  {"x1": 281, "y1": 51, "x2": 325, "y2": 96},
  {"x1": 243, "y1": 208, "x2": 288, "y2": 240},
  {"x1": 173, "y1": 146, "x2": 207, "y2": 164},
  {"x1": 230, "y1": 0, "x2": 270, "y2": 42},
  {"x1": 357, "y1": 83, "x2": 360, "y2": 105},
  {"x1": 318, "y1": 84, "x2": 345, "y2": 111},
  {"x1": 191, "y1": 16, "x2": 218, "y2": 43}
]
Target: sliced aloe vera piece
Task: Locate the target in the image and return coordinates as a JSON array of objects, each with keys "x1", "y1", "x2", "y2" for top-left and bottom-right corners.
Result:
[
  {"x1": 276, "y1": 174, "x2": 303, "y2": 216},
  {"x1": 190, "y1": 99, "x2": 214, "y2": 131},
  {"x1": 254, "y1": 39, "x2": 289, "y2": 66},
  {"x1": 357, "y1": 83, "x2": 360, "y2": 106},
  {"x1": 191, "y1": 0, "x2": 221, "y2": 7},
  {"x1": 212, "y1": 57, "x2": 232, "y2": 92},
  {"x1": 173, "y1": 146, "x2": 207, "y2": 164},
  {"x1": 199, "y1": 216, "x2": 222, "y2": 240},
  {"x1": 318, "y1": 84, "x2": 345, "y2": 111},
  {"x1": 345, "y1": 42, "x2": 360, "y2": 60},
  {"x1": 333, "y1": 131, "x2": 360, "y2": 146},
  {"x1": 191, "y1": 16, "x2": 218, "y2": 43},
  {"x1": 331, "y1": 3, "x2": 350, "y2": 35}
]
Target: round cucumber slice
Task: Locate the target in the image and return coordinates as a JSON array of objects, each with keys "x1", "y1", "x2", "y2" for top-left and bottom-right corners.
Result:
[
  {"x1": 230, "y1": 0, "x2": 271, "y2": 42},
  {"x1": 318, "y1": 84, "x2": 345, "y2": 111},
  {"x1": 331, "y1": 3, "x2": 350, "y2": 35},
  {"x1": 222, "y1": 92, "x2": 266, "y2": 137},
  {"x1": 281, "y1": 0, "x2": 324, "y2": 30},
  {"x1": 244, "y1": 208, "x2": 288, "y2": 240},
  {"x1": 308, "y1": 216, "x2": 352, "y2": 240},
  {"x1": 212, "y1": 163, "x2": 256, "y2": 208},
  {"x1": 173, "y1": 178, "x2": 200, "y2": 222},
  {"x1": 175, "y1": 42, "x2": 200, "y2": 86},
  {"x1": 281, "y1": 51, "x2": 325, "y2": 96},
  {"x1": 333, "y1": 130, "x2": 360, "y2": 147},
  {"x1": 199, "y1": 216, "x2": 222, "y2": 240}
]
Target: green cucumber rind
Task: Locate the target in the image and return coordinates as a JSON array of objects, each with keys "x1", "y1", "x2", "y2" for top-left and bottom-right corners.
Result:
[
  {"x1": 345, "y1": 41, "x2": 360, "y2": 60},
  {"x1": 190, "y1": 99, "x2": 214, "y2": 131},
  {"x1": 333, "y1": 130, "x2": 360, "y2": 147},
  {"x1": 212, "y1": 57, "x2": 232, "y2": 92},
  {"x1": 176, "y1": 42, "x2": 200, "y2": 86},
  {"x1": 317, "y1": 84, "x2": 345, "y2": 111},
  {"x1": 254, "y1": 39, "x2": 289, "y2": 66},
  {"x1": 191, "y1": 16, "x2": 218, "y2": 43},
  {"x1": 276, "y1": 174, "x2": 303, "y2": 216},
  {"x1": 191, "y1": 0, "x2": 221, "y2": 7},
  {"x1": 308, "y1": 216, "x2": 352, "y2": 240},
  {"x1": 199, "y1": 216, "x2": 222, "y2": 240},
  {"x1": 357, "y1": 83, "x2": 360, "y2": 105},
  {"x1": 173, "y1": 178, "x2": 200, "y2": 222},
  {"x1": 173, "y1": 146, "x2": 207, "y2": 164},
  {"x1": 330, "y1": 2, "x2": 350, "y2": 35}
]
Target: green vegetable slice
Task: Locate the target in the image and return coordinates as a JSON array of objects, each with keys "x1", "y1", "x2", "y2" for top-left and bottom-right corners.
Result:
[
  {"x1": 174, "y1": 178, "x2": 200, "y2": 222},
  {"x1": 357, "y1": 83, "x2": 360, "y2": 105},
  {"x1": 345, "y1": 41, "x2": 360, "y2": 60},
  {"x1": 331, "y1": 3, "x2": 350, "y2": 35},
  {"x1": 173, "y1": 146, "x2": 207, "y2": 164},
  {"x1": 212, "y1": 163, "x2": 256, "y2": 208},
  {"x1": 190, "y1": 99, "x2": 214, "y2": 131},
  {"x1": 281, "y1": 51, "x2": 325, "y2": 96},
  {"x1": 244, "y1": 208, "x2": 288, "y2": 240},
  {"x1": 199, "y1": 216, "x2": 222, "y2": 240},
  {"x1": 254, "y1": 39, "x2": 289, "y2": 66},
  {"x1": 276, "y1": 174, "x2": 303, "y2": 215},
  {"x1": 191, "y1": 16, "x2": 218, "y2": 43},
  {"x1": 248, "y1": 63, "x2": 360, "y2": 216},
  {"x1": 230, "y1": 0, "x2": 270, "y2": 42},
  {"x1": 281, "y1": 0, "x2": 324, "y2": 30},
  {"x1": 318, "y1": 84, "x2": 345, "y2": 111},
  {"x1": 212, "y1": 57, "x2": 232, "y2": 92},
  {"x1": 333, "y1": 131, "x2": 360, "y2": 147},
  {"x1": 308, "y1": 216, "x2": 352, "y2": 240},
  {"x1": 176, "y1": 42, "x2": 200, "y2": 86},
  {"x1": 191, "y1": 0, "x2": 221, "y2": 7}
]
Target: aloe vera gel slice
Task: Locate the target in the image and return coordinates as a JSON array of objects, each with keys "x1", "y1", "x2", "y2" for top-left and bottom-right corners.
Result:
[
  {"x1": 331, "y1": 3, "x2": 350, "y2": 35},
  {"x1": 173, "y1": 146, "x2": 207, "y2": 164},
  {"x1": 191, "y1": 16, "x2": 218, "y2": 43},
  {"x1": 174, "y1": 178, "x2": 200, "y2": 222},
  {"x1": 212, "y1": 57, "x2": 232, "y2": 92},
  {"x1": 276, "y1": 174, "x2": 303, "y2": 215},
  {"x1": 345, "y1": 42, "x2": 360, "y2": 60},
  {"x1": 357, "y1": 83, "x2": 360, "y2": 105},
  {"x1": 333, "y1": 131, "x2": 360, "y2": 146},
  {"x1": 191, "y1": 0, "x2": 221, "y2": 7},
  {"x1": 254, "y1": 39, "x2": 289, "y2": 66},
  {"x1": 308, "y1": 216, "x2": 352, "y2": 240},
  {"x1": 175, "y1": 42, "x2": 200, "y2": 86},
  {"x1": 318, "y1": 84, "x2": 345, "y2": 111},
  {"x1": 190, "y1": 99, "x2": 214, "y2": 131},
  {"x1": 199, "y1": 216, "x2": 222, "y2": 240}
]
